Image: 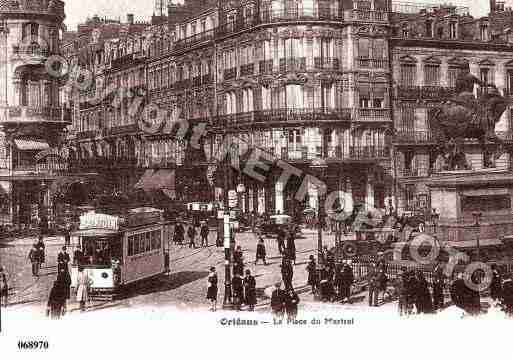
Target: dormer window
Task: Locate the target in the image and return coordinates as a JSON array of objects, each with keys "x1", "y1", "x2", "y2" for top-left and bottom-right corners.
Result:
[
  {"x1": 402, "y1": 24, "x2": 408, "y2": 38},
  {"x1": 449, "y1": 22, "x2": 457, "y2": 39}
]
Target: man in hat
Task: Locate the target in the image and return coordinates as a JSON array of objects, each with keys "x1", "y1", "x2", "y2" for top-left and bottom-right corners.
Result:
[
  {"x1": 0, "y1": 266, "x2": 9, "y2": 307},
  {"x1": 340, "y1": 260, "x2": 355, "y2": 303},
  {"x1": 28, "y1": 243, "x2": 40, "y2": 277},
  {"x1": 243, "y1": 269, "x2": 257, "y2": 311},
  {"x1": 200, "y1": 221, "x2": 209, "y2": 247},
  {"x1": 231, "y1": 272, "x2": 244, "y2": 311},
  {"x1": 57, "y1": 246, "x2": 71, "y2": 273}
]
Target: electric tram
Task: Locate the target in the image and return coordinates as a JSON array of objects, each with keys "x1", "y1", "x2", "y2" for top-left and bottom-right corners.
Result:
[{"x1": 70, "y1": 207, "x2": 170, "y2": 298}]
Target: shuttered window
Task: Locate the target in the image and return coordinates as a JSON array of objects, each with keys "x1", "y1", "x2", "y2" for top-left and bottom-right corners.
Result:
[
  {"x1": 400, "y1": 64, "x2": 416, "y2": 86},
  {"x1": 358, "y1": 38, "x2": 370, "y2": 58},
  {"x1": 424, "y1": 65, "x2": 440, "y2": 86}
]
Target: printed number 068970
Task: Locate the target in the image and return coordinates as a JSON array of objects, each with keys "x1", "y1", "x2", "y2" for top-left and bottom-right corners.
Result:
[{"x1": 18, "y1": 341, "x2": 49, "y2": 350}]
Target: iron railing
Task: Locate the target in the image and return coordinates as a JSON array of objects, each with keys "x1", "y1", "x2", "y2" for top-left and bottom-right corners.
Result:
[
  {"x1": 395, "y1": 86, "x2": 456, "y2": 100},
  {"x1": 279, "y1": 57, "x2": 307, "y2": 72},
  {"x1": 313, "y1": 57, "x2": 340, "y2": 70},
  {"x1": 357, "y1": 57, "x2": 387, "y2": 68}
]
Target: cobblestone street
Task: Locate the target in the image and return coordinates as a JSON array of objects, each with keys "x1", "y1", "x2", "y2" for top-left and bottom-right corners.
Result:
[{"x1": 0, "y1": 227, "x2": 345, "y2": 315}]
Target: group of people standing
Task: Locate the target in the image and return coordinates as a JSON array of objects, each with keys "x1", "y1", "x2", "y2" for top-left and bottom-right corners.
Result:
[
  {"x1": 173, "y1": 221, "x2": 210, "y2": 248},
  {"x1": 305, "y1": 255, "x2": 355, "y2": 303},
  {"x1": 206, "y1": 266, "x2": 258, "y2": 312},
  {"x1": 395, "y1": 266, "x2": 441, "y2": 315}
]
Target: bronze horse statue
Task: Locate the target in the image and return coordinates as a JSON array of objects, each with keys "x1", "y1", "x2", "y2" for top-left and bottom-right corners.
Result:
[{"x1": 429, "y1": 72, "x2": 511, "y2": 170}]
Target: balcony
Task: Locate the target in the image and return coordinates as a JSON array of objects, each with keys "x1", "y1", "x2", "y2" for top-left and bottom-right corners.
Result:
[
  {"x1": 398, "y1": 168, "x2": 429, "y2": 178},
  {"x1": 279, "y1": 57, "x2": 306, "y2": 72},
  {"x1": 2, "y1": 106, "x2": 71, "y2": 124},
  {"x1": 215, "y1": 108, "x2": 352, "y2": 129},
  {"x1": 356, "y1": 108, "x2": 390, "y2": 121},
  {"x1": 346, "y1": 9, "x2": 388, "y2": 22},
  {"x1": 240, "y1": 63, "x2": 255, "y2": 77},
  {"x1": 349, "y1": 146, "x2": 390, "y2": 160},
  {"x1": 259, "y1": 60, "x2": 273, "y2": 74},
  {"x1": 357, "y1": 58, "x2": 388, "y2": 69},
  {"x1": 0, "y1": 0, "x2": 65, "y2": 19},
  {"x1": 261, "y1": 8, "x2": 343, "y2": 23},
  {"x1": 11, "y1": 44, "x2": 49, "y2": 62},
  {"x1": 395, "y1": 86, "x2": 456, "y2": 100},
  {"x1": 173, "y1": 29, "x2": 214, "y2": 51},
  {"x1": 224, "y1": 68, "x2": 237, "y2": 80},
  {"x1": 394, "y1": 131, "x2": 434, "y2": 145},
  {"x1": 76, "y1": 130, "x2": 97, "y2": 140},
  {"x1": 106, "y1": 123, "x2": 140, "y2": 136},
  {"x1": 313, "y1": 57, "x2": 340, "y2": 70}
]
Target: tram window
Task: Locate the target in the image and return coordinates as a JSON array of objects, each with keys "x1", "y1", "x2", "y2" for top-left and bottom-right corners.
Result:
[
  {"x1": 145, "y1": 232, "x2": 151, "y2": 251},
  {"x1": 156, "y1": 231, "x2": 162, "y2": 249},
  {"x1": 151, "y1": 231, "x2": 160, "y2": 250},
  {"x1": 128, "y1": 236, "x2": 134, "y2": 256}
]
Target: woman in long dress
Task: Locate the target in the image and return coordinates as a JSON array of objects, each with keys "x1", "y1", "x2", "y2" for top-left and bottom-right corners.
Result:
[
  {"x1": 47, "y1": 280, "x2": 67, "y2": 319},
  {"x1": 76, "y1": 267, "x2": 92, "y2": 312}
]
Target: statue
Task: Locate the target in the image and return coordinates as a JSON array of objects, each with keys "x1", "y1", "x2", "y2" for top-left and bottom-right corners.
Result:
[{"x1": 429, "y1": 69, "x2": 511, "y2": 170}]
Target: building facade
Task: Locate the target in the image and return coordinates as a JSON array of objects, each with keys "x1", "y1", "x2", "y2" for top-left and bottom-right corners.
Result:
[
  {"x1": 0, "y1": 0, "x2": 71, "y2": 225},
  {"x1": 63, "y1": 0, "x2": 513, "y2": 217}
]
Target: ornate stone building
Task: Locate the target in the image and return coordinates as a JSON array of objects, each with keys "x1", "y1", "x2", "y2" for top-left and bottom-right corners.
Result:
[
  {"x1": 390, "y1": 2, "x2": 513, "y2": 213},
  {"x1": 0, "y1": 0, "x2": 71, "y2": 225}
]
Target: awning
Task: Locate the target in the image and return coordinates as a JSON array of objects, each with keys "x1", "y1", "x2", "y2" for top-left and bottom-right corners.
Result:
[
  {"x1": 14, "y1": 139, "x2": 50, "y2": 151},
  {"x1": 134, "y1": 169, "x2": 175, "y2": 191}
]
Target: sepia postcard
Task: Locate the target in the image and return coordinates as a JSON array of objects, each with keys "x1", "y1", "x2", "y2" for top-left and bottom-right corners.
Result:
[{"x1": 1, "y1": 0, "x2": 512, "y2": 357}]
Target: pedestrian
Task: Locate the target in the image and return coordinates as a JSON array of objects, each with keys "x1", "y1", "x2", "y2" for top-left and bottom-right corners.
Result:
[
  {"x1": 397, "y1": 267, "x2": 408, "y2": 316},
  {"x1": 417, "y1": 271, "x2": 434, "y2": 314},
  {"x1": 306, "y1": 255, "x2": 317, "y2": 293},
  {"x1": 200, "y1": 221, "x2": 209, "y2": 247},
  {"x1": 368, "y1": 263, "x2": 378, "y2": 307},
  {"x1": 0, "y1": 266, "x2": 8, "y2": 307},
  {"x1": 206, "y1": 267, "x2": 218, "y2": 311},
  {"x1": 276, "y1": 227, "x2": 286, "y2": 255},
  {"x1": 281, "y1": 257, "x2": 294, "y2": 291},
  {"x1": 76, "y1": 266, "x2": 92, "y2": 312},
  {"x1": 284, "y1": 288, "x2": 300, "y2": 320},
  {"x1": 255, "y1": 238, "x2": 267, "y2": 265},
  {"x1": 334, "y1": 263, "x2": 343, "y2": 300},
  {"x1": 243, "y1": 269, "x2": 256, "y2": 311},
  {"x1": 57, "y1": 268, "x2": 71, "y2": 314},
  {"x1": 501, "y1": 273, "x2": 513, "y2": 315},
  {"x1": 405, "y1": 270, "x2": 417, "y2": 314},
  {"x1": 490, "y1": 264, "x2": 502, "y2": 302},
  {"x1": 63, "y1": 225, "x2": 71, "y2": 246},
  {"x1": 270, "y1": 282, "x2": 286, "y2": 319},
  {"x1": 187, "y1": 224, "x2": 197, "y2": 248},
  {"x1": 46, "y1": 280, "x2": 66, "y2": 319},
  {"x1": 233, "y1": 245, "x2": 244, "y2": 276},
  {"x1": 286, "y1": 230, "x2": 296, "y2": 265},
  {"x1": 319, "y1": 266, "x2": 334, "y2": 302},
  {"x1": 36, "y1": 235, "x2": 45, "y2": 268},
  {"x1": 340, "y1": 261, "x2": 354, "y2": 303},
  {"x1": 432, "y1": 266, "x2": 445, "y2": 311},
  {"x1": 174, "y1": 222, "x2": 185, "y2": 245},
  {"x1": 28, "y1": 243, "x2": 40, "y2": 277},
  {"x1": 450, "y1": 272, "x2": 468, "y2": 312},
  {"x1": 231, "y1": 272, "x2": 244, "y2": 311},
  {"x1": 73, "y1": 245, "x2": 84, "y2": 266},
  {"x1": 40, "y1": 215, "x2": 48, "y2": 236},
  {"x1": 376, "y1": 268, "x2": 388, "y2": 305},
  {"x1": 57, "y1": 246, "x2": 71, "y2": 273}
]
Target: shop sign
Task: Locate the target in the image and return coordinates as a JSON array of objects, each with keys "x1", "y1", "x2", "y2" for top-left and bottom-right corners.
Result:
[{"x1": 80, "y1": 212, "x2": 119, "y2": 231}]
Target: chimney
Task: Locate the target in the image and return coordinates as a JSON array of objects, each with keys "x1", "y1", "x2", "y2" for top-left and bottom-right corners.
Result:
[{"x1": 127, "y1": 14, "x2": 134, "y2": 24}]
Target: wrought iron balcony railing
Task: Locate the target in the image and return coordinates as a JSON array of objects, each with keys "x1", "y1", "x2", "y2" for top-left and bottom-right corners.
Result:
[
  {"x1": 398, "y1": 168, "x2": 429, "y2": 178},
  {"x1": 215, "y1": 108, "x2": 352, "y2": 128},
  {"x1": 259, "y1": 60, "x2": 273, "y2": 74},
  {"x1": 346, "y1": 9, "x2": 388, "y2": 22},
  {"x1": 357, "y1": 57, "x2": 388, "y2": 69},
  {"x1": 349, "y1": 146, "x2": 390, "y2": 160},
  {"x1": 240, "y1": 63, "x2": 255, "y2": 76},
  {"x1": 395, "y1": 86, "x2": 456, "y2": 100},
  {"x1": 313, "y1": 57, "x2": 340, "y2": 70},
  {"x1": 192, "y1": 76, "x2": 202, "y2": 87},
  {"x1": 3, "y1": 106, "x2": 70, "y2": 123},
  {"x1": 202, "y1": 74, "x2": 214, "y2": 84},
  {"x1": 174, "y1": 79, "x2": 191, "y2": 90},
  {"x1": 356, "y1": 108, "x2": 390, "y2": 121},
  {"x1": 174, "y1": 29, "x2": 214, "y2": 51},
  {"x1": 394, "y1": 131, "x2": 435, "y2": 144},
  {"x1": 279, "y1": 57, "x2": 307, "y2": 72}
]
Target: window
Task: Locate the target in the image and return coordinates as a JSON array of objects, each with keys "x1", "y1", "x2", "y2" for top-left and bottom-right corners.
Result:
[
  {"x1": 425, "y1": 20, "x2": 433, "y2": 37},
  {"x1": 480, "y1": 68, "x2": 492, "y2": 86},
  {"x1": 402, "y1": 24, "x2": 409, "y2": 37},
  {"x1": 506, "y1": 70, "x2": 513, "y2": 95},
  {"x1": 400, "y1": 107, "x2": 415, "y2": 133},
  {"x1": 373, "y1": 39, "x2": 385, "y2": 59},
  {"x1": 448, "y1": 66, "x2": 464, "y2": 88},
  {"x1": 424, "y1": 65, "x2": 440, "y2": 86},
  {"x1": 359, "y1": 86, "x2": 370, "y2": 108},
  {"x1": 449, "y1": 22, "x2": 457, "y2": 39},
  {"x1": 405, "y1": 184, "x2": 415, "y2": 210},
  {"x1": 358, "y1": 38, "x2": 369, "y2": 59},
  {"x1": 400, "y1": 64, "x2": 416, "y2": 86},
  {"x1": 480, "y1": 25, "x2": 489, "y2": 41}
]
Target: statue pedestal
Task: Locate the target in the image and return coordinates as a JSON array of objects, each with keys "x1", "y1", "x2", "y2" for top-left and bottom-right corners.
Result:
[{"x1": 428, "y1": 169, "x2": 513, "y2": 241}]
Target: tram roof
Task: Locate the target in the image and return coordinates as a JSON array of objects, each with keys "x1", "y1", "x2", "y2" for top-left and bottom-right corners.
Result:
[{"x1": 72, "y1": 228, "x2": 120, "y2": 237}]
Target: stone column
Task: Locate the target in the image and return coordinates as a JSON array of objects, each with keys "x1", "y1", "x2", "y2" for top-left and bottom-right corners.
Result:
[
  {"x1": 366, "y1": 171, "x2": 375, "y2": 211},
  {"x1": 275, "y1": 180, "x2": 284, "y2": 214},
  {"x1": 345, "y1": 177, "x2": 354, "y2": 212},
  {"x1": 13, "y1": 79, "x2": 21, "y2": 107},
  {"x1": 440, "y1": 58, "x2": 449, "y2": 87}
]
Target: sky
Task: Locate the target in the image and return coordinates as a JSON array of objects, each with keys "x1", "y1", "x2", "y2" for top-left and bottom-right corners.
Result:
[{"x1": 63, "y1": 0, "x2": 504, "y2": 31}]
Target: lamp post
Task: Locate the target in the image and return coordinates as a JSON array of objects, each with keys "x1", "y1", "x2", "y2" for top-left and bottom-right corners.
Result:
[
  {"x1": 472, "y1": 211, "x2": 482, "y2": 262},
  {"x1": 310, "y1": 158, "x2": 328, "y2": 267}
]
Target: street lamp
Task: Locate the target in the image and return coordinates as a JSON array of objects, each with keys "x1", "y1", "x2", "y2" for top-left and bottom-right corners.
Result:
[
  {"x1": 472, "y1": 211, "x2": 482, "y2": 262},
  {"x1": 310, "y1": 158, "x2": 328, "y2": 267}
]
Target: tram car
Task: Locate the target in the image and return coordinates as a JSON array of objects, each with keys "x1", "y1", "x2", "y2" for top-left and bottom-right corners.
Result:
[{"x1": 70, "y1": 207, "x2": 170, "y2": 298}]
